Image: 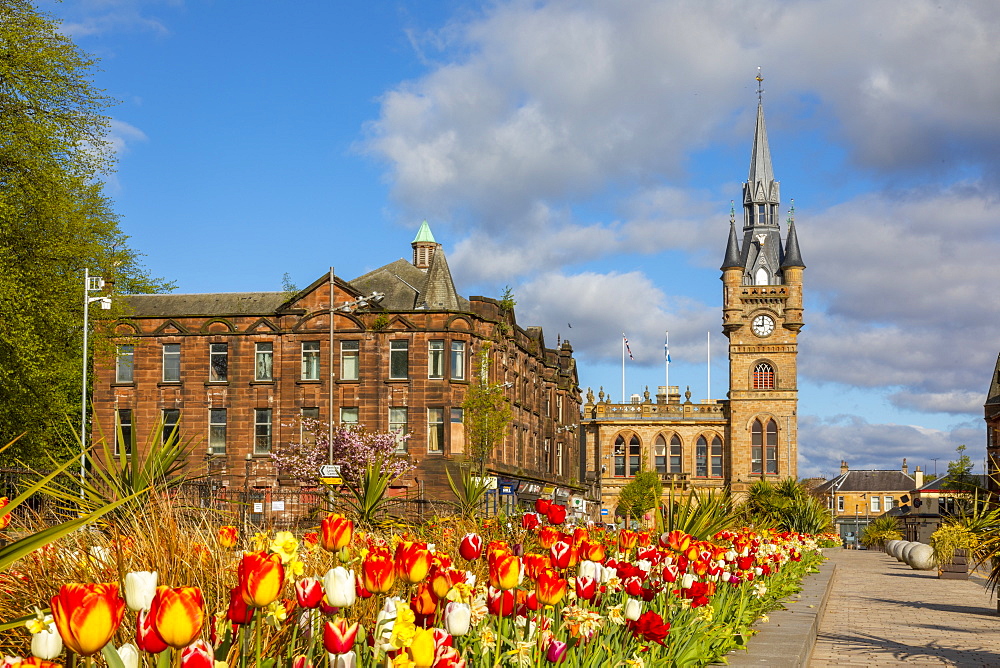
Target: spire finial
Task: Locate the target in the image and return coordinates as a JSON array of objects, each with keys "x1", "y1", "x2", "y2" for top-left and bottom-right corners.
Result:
[
  {"x1": 730, "y1": 200, "x2": 736, "y2": 224},
  {"x1": 787, "y1": 198, "x2": 795, "y2": 225},
  {"x1": 756, "y1": 67, "x2": 764, "y2": 104}
]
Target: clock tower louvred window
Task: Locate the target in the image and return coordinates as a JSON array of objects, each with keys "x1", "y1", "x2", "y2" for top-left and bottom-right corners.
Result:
[{"x1": 753, "y1": 362, "x2": 775, "y2": 389}]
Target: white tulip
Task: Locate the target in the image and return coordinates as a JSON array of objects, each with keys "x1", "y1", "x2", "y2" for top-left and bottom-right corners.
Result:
[
  {"x1": 444, "y1": 602, "x2": 472, "y2": 637},
  {"x1": 624, "y1": 597, "x2": 643, "y2": 621},
  {"x1": 116, "y1": 643, "x2": 140, "y2": 668},
  {"x1": 123, "y1": 571, "x2": 158, "y2": 611},
  {"x1": 680, "y1": 573, "x2": 695, "y2": 589},
  {"x1": 323, "y1": 567, "x2": 356, "y2": 608},
  {"x1": 30, "y1": 624, "x2": 62, "y2": 660},
  {"x1": 330, "y1": 650, "x2": 356, "y2": 668}
]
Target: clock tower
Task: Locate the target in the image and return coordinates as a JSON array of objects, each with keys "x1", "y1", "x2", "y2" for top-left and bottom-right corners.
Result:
[{"x1": 721, "y1": 84, "x2": 804, "y2": 491}]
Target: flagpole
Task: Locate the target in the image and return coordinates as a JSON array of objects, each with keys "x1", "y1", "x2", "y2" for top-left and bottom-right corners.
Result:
[
  {"x1": 622, "y1": 333, "x2": 626, "y2": 403},
  {"x1": 665, "y1": 330, "x2": 670, "y2": 393},
  {"x1": 706, "y1": 331, "x2": 711, "y2": 401}
]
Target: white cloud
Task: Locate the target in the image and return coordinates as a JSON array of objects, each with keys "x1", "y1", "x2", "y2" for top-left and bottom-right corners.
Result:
[
  {"x1": 107, "y1": 119, "x2": 148, "y2": 157},
  {"x1": 47, "y1": 0, "x2": 175, "y2": 38}
]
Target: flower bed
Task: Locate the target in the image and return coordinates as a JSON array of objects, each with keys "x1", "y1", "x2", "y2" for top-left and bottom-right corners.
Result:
[{"x1": 2, "y1": 502, "x2": 824, "y2": 667}]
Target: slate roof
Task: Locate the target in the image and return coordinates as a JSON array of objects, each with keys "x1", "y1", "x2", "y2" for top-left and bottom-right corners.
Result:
[
  {"x1": 124, "y1": 292, "x2": 289, "y2": 317},
  {"x1": 915, "y1": 474, "x2": 988, "y2": 493},
  {"x1": 349, "y1": 247, "x2": 470, "y2": 312},
  {"x1": 781, "y1": 219, "x2": 805, "y2": 269},
  {"x1": 986, "y1": 352, "x2": 1000, "y2": 406},
  {"x1": 813, "y1": 469, "x2": 915, "y2": 494}
]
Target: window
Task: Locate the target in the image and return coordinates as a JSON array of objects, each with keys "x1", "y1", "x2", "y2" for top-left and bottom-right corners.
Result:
[
  {"x1": 628, "y1": 435, "x2": 641, "y2": 476},
  {"x1": 428, "y1": 341, "x2": 444, "y2": 379},
  {"x1": 450, "y1": 407, "x2": 464, "y2": 423},
  {"x1": 614, "y1": 436, "x2": 626, "y2": 477},
  {"x1": 556, "y1": 395, "x2": 563, "y2": 422},
  {"x1": 544, "y1": 437, "x2": 552, "y2": 472},
  {"x1": 389, "y1": 407, "x2": 408, "y2": 451},
  {"x1": 654, "y1": 435, "x2": 667, "y2": 473},
  {"x1": 163, "y1": 343, "x2": 180, "y2": 382},
  {"x1": 209, "y1": 408, "x2": 226, "y2": 455},
  {"x1": 427, "y1": 408, "x2": 444, "y2": 453},
  {"x1": 711, "y1": 436, "x2": 723, "y2": 477},
  {"x1": 389, "y1": 340, "x2": 409, "y2": 379},
  {"x1": 669, "y1": 435, "x2": 682, "y2": 473},
  {"x1": 340, "y1": 407, "x2": 359, "y2": 425},
  {"x1": 301, "y1": 407, "x2": 319, "y2": 445},
  {"x1": 871, "y1": 496, "x2": 881, "y2": 513},
  {"x1": 115, "y1": 344, "x2": 134, "y2": 383},
  {"x1": 301, "y1": 342, "x2": 320, "y2": 380},
  {"x1": 557, "y1": 442, "x2": 564, "y2": 476},
  {"x1": 209, "y1": 343, "x2": 228, "y2": 382},
  {"x1": 884, "y1": 496, "x2": 894, "y2": 510},
  {"x1": 162, "y1": 409, "x2": 180, "y2": 444},
  {"x1": 757, "y1": 203, "x2": 767, "y2": 225},
  {"x1": 696, "y1": 436, "x2": 708, "y2": 477},
  {"x1": 255, "y1": 342, "x2": 273, "y2": 381},
  {"x1": 115, "y1": 409, "x2": 132, "y2": 456},
  {"x1": 837, "y1": 495, "x2": 845, "y2": 512},
  {"x1": 340, "y1": 340, "x2": 359, "y2": 380},
  {"x1": 254, "y1": 408, "x2": 272, "y2": 454},
  {"x1": 752, "y1": 419, "x2": 778, "y2": 474},
  {"x1": 766, "y1": 420, "x2": 778, "y2": 474},
  {"x1": 753, "y1": 362, "x2": 775, "y2": 389}
]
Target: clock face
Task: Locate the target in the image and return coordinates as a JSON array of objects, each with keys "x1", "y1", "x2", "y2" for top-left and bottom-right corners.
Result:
[{"x1": 752, "y1": 314, "x2": 775, "y2": 337}]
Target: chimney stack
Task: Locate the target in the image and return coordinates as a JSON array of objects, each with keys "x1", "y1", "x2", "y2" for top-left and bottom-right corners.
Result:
[
  {"x1": 914, "y1": 465, "x2": 924, "y2": 488},
  {"x1": 902, "y1": 458, "x2": 908, "y2": 476},
  {"x1": 840, "y1": 460, "x2": 849, "y2": 475}
]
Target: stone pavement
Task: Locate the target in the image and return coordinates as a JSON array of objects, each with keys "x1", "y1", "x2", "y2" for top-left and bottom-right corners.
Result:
[{"x1": 809, "y1": 549, "x2": 1000, "y2": 667}]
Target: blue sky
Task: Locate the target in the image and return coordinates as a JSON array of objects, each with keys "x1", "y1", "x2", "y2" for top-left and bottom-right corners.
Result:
[{"x1": 44, "y1": 0, "x2": 1000, "y2": 479}]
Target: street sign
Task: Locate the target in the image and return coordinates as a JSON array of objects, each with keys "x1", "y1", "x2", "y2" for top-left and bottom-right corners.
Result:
[
  {"x1": 600, "y1": 509, "x2": 609, "y2": 516},
  {"x1": 319, "y1": 477, "x2": 343, "y2": 486},
  {"x1": 319, "y1": 465, "x2": 341, "y2": 478}
]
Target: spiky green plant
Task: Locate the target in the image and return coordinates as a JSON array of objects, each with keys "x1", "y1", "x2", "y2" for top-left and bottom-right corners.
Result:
[
  {"x1": 860, "y1": 513, "x2": 900, "y2": 549},
  {"x1": 664, "y1": 488, "x2": 738, "y2": 540},
  {"x1": 445, "y1": 464, "x2": 491, "y2": 521}
]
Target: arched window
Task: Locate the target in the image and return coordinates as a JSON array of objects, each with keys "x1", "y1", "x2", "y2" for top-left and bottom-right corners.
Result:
[
  {"x1": 696, "y1": 436, "x2": 707, "y2": 477},
  {"x1": 654, "y1": 435, "x2": 667, "y2": 473},
  {"x1": 711, "y1": 436, "x2": 723, "y2": 477},
  {"x1": 613, "y1": 436, "x2": 626, "y2": 477},
  {"x1": 629, "y1": 435, "x2": 641, "y2": 476},
  {"x1": 753, "y1": 362, "x2": 775, "y2": 389},
  {"x1": 755, "y1": 267, "x2": 769, "y2": 285},
  {"x1": 669, "y1": 434, "x2": 682, "y2": 473},
  {"x1": 752, "y1": 418, "x2": 778, "y2": 475}
]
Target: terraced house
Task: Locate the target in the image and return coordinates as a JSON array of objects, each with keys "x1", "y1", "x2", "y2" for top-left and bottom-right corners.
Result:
[{"x1": 93, "y1": 224, "x2": 583, "y2": 513}]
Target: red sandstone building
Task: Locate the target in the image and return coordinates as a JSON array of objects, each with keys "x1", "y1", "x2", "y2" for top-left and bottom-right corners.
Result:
[{"x1": 93, "y1": 224, "x2": 583, "y2": 512}]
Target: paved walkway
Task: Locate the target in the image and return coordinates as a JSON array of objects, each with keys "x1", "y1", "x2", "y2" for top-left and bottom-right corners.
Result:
[{"x1": 810, "y1": 549, "x2": 1000, "y2": 667}]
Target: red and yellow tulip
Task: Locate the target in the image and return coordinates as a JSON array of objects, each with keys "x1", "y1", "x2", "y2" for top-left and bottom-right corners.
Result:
[
  {"x1": 238, "y1": 551, "x2": 285, "y2": 607},
  {"x1": 488, "y1": 551, "x2": 520, "y2": 590},
  {"x1": 395, "y1": 540, "x2": 433, "y2": 584},
  {"x1": 50, "y1": 582, "x2": 126, "y2": 656},
  {"x1": 320, "y1": 513, "x2": 354, "y2": 552},
  {"x1": 535, "y1": 569, "x2": 567, "y2": 606},
  {"x1": 217, "y1": 525, "x2": 237, "y2": 548},
  {"x1": 323, "y1": 617, "x2": 360, "y2": 654},
  {"x1": 149, "y1": 585, "x2": 205, "y2": 649},
  {"x1": 362, "y1": 546, "x2": 396, "y2": 593}
]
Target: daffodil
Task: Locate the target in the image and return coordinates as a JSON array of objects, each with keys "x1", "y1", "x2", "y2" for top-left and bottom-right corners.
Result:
[
  {"x1": 388, "y1": 600, "x2": 416, "y2": 649},
  {"x1": 269, "y1": 531, "x2": 299, "y2": 564}
]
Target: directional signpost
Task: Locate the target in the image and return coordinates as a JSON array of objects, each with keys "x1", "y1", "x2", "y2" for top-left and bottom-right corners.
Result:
[{"x1": 319, "y1": 464, "x2": 342, "y2": 486}]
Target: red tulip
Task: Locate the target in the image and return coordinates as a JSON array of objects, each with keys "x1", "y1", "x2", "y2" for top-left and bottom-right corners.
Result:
[
  {"x1": 486, "y1": 587, "x2": 516, "y2": 616},
  {"x1": 521, "y1": 512, "x2": 541, "y2": 530},
  {"x1": 216, "y1": 525, "x2": 237, "y2": 548},
  {"x1": 458, "y1": 533, "x2": 483, "y2": 560},
  {"x1": 149, "y1": 586, "x2": 205, "y2": 649},
  {"x1": 362, "y1": 546, "x2": 396, "y2": 593},
  {"x1": 320, "y1": 513, "x2": 354, "y2": 552},
  {"x1": 535, "y1": 569, "x2": 567, "y2": 606},
  {"x1": 323, "y1": 617, "x2": 360, "y2": 654},
  {"x1": 550, "y1": 541, "x2": 573, "y2": 569},
  {"x1": 535, "y1": 499, "x2": 552, "y2": 514},
  {"x1": 226, "y1": 586, "x2": 254, "y2": 624},
  {"x1": 238, "y1": 551, "x2": 284, "y2": 607},
  {"x1": 296, "y1": 577, "x2": 324, "y2": 609},
  {"x1": 50, "y1": 583, "x2": 126, "y2": 656},
  {"x1": 575, "y1": 575, "x2": 597, "y2": 600},
  {"x1": 546, "y1": 504, "x2": 567, "y2": 525},
  {"x1": 395, "y1": 540, "x2": 433, "y2": 584},
  {"x1": 136, "y1": 608, "x2": 169, "y2": 653},
  {"x1": 181, "y1": 639, "x2": 214, "y2": 668}
]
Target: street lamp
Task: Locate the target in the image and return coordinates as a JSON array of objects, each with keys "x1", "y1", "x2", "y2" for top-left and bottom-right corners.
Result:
[{"x1": 81, "y1": 268, "x2": 111, "y2": 489}]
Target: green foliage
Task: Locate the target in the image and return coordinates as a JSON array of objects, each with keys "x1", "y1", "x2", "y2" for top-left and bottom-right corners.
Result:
[
  {"x1": 370, "y1": 313, "x2": 390, "y2": 331},
  {"x1": 0, "y1": 1, "x2": 171, "y2": 465},
  {"x1": 445, "y1": 464, "x2": 491, "y2": 521},
  {"x1": 615, "y1": 470, "x2": 662, "y2": 522},
  {"x1": 337, "y1": 455, "x2": 403, "y2": 528},
  {"x1": 741, "y1": 478, "x2": 832, "y2": 534},
  {"x1": 930, "y1": 523, "x2": 976, "y2": 566},
  {"x1": 39, "y1": 417, "x2": 192, "y2": 520},
  {"x1": 860, "y1": 513, "x2": 901, "y2": 549},
  {"x1": 499, "y1": 286, "x2": 517, "y2": 312},
  {"x1": 946, "y1": 444, "x2": 980, "y2": 493},
  {"x1": 664, "y1": 488, "x2": 738, "y2": 540},
  {"x1": 461, "y1": 343, "x2": 512, "y2": 474}
]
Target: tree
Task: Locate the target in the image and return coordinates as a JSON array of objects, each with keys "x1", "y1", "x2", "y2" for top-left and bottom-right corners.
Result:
[
  {"x1": 270, "y1": 419, "x2": 413, "y2": 485},
  {"x1": 462, "y1": 343, "x2": 512, "y2": 474},
  {"x1": 946, "y1": 444, "x2": 979, "y2": 493},
  {"x1": 616, "y1": 470, "x2": 663, "y2": 524},
  {"x1": 0, "y1": 1, "x2": 171, "y2": 465}
]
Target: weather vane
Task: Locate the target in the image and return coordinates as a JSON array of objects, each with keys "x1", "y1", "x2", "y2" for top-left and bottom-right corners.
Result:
[
  {"x1": 787, "y1": 199, "x2": 795, "y2": 225},
  {"x1": 730, "y1": 200, "x2": 736, "y2": 225},
  {"x1": 756, "y1": 67, "x2": 764, "y2": 103}
]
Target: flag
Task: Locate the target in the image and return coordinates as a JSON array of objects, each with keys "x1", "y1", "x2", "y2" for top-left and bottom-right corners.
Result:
[
  {"x1": 623, "y1": 333, "x2": 634, "y2": 360},
  {"x1": 664, "y1": 332, "x2": 671, "y2": 363}
]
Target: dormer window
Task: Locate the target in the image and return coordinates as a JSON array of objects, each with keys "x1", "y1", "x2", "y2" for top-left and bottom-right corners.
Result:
[{"x1": 757, "y1": 204, "x2": 767, "y2": 225}]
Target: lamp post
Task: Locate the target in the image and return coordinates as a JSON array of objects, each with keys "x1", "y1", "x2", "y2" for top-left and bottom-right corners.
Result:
[{"x1": 80, "y1": 268, "x2": 112, "y2": 490}]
